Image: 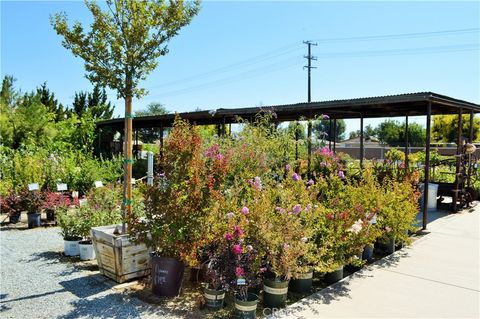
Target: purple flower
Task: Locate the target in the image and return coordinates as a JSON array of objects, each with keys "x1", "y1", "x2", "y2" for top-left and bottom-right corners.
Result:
[
  {"x1": 250, "y1": 176, "x2": 262, "y2": 190},
  {"x1": 159, "y1": 172, "x2": 166, "y2": 178},
  {"x1": 304, "y1": 204, "x2": 312, "y2": 212},
  {"x1": 338, "y1": 170, "x2": 345, "y2": 179},
  {"x1": 292, "y1": 204, "x2": 302, "y2": 214},
  {"x1": 216, "y1": 153, "x2": 224, "y2": 161},
  {"x1": 322, "y1": 114, "x2": 330, "y2": 120},
  {"x1": 226, "y1": 212, "x2": 235, "y2": 219},
  {"x1": 241, "y1": 206, "x2": 249, "y2": 215},
  {"x1": 307, "y1": 179, "x2": 315, "y2": 186},
  {"x1": 275, "y1": 206, "x2": 286, "y2": 214},
  {"x1": 285, "y1": 164, "x2": 291, "y2": 171},
  {"x1": 224, "y1": 233, "x2": 233, "y2": 241},
  {"x1": 204, "y1": 144, "x2": 219, "y2": 158},
  {"x1": 232, "y1": 244, "x2": 243, "y2": 254},
  {"x1": 292, "y1": 173, "x2": 300, "y2": 181}
]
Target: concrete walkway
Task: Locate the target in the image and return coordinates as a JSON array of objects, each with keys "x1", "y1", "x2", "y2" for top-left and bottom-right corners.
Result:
[{"x1": 272, "y1": 204, "x2": 480, "y2": 319}]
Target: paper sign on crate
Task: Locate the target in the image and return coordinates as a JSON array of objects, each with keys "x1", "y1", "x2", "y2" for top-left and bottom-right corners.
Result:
[
  {"x1": 57, "y1": 183, "x2": 68, "y2": 191},
  {"x1": 28, "y1": 183, "x2": 39, "y2": 191},
  {"x1": 94, "y1": 181, "x2": 104, "y2": 188}
]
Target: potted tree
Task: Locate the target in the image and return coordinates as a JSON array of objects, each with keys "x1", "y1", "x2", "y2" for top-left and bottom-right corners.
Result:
[
  {"x1": 21, "y1": 188, "x2": 44, "y2": 228},
  {"x1": 56, "y1": 207, "x2": 82, "y2": 256},
  {"x1": 132, "y1": 120, "x2": 215, "y2": 297},
  {"x1": 0, "y1": 192, "x2": 23, "y2": 224}
]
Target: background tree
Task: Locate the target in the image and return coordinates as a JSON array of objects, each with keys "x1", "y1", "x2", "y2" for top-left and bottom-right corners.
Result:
[
  {"x1": 1, "y1": 75, "x2": 18, "y2": 107},
  {"x1": 72, "y1": 84, "x2": 114, "y2": 119},
  {"x1": 348, "y1": 130, "x2": 359, "y2": 139},
  {"x1": 312, "y1": 118, "x2": 346, "y2": 141},
  {"x1": 376, "y1": 119, "x2": 426, "y2": 147},
  {"x1": 135, "y1": 102, "x2": 168, "y2": 143},
  {"x1": 432, "y1": 114, "x2": 480, "y2": 143},
  {"x1": 52, "y1": 0, "x2": 200, "y2": 231},
  {"x1": 286, "y1": 121, "x2": 306, "y2": 140},
  {"x1": 36, "y1": 82, "x2": 66, "y2": 121}
]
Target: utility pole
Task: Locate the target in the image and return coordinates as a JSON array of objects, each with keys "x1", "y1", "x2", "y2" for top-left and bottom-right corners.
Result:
[{"x1": 304, "y1": 40, "x2": 317, "y2": 179}]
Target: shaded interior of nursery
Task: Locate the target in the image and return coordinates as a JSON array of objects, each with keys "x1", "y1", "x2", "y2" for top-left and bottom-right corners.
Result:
[{"x1": 97, "y1": 92, "x2": 480, "y2": 230}]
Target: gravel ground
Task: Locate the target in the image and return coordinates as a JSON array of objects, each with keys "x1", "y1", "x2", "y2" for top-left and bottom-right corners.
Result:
[{"x1": 0, "y1": 223, "x2": 178, "y2": 319}]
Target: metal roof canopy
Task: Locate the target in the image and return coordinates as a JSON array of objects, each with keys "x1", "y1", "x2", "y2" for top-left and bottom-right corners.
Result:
[{"x1": 97, "y1": 92, "x2": 480, "y2": 130}]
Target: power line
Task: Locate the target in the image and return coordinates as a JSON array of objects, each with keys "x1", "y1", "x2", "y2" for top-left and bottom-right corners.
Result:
[{"x1": 311, "y1": 27, "x2": 479, "y2": 43}]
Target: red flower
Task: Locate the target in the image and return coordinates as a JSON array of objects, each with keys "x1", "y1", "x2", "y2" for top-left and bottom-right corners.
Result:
[
  {"x1": 326, "y1": 213, "x2": 334, "y2": 220},
  {"x1": 235, "y1": 267, "x2": 245, "y2": 278}
]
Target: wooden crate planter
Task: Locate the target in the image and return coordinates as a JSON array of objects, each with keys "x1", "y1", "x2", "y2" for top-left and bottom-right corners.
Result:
[{"x1": 91, "y1": 225, "x2": 150, "y2": 283}]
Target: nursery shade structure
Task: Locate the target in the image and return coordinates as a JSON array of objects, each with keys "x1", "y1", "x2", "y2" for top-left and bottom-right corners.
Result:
[{"x1": 98, "y1": 92, "x2": 480, "y2": 229}]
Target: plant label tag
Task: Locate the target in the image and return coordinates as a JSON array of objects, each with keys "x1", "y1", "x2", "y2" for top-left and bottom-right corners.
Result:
[
  {"x1": 369, "y1": 214, "x2": 377, "y2": 225},
  {"x1": 237, "y1": 278, "x2": 246, "y2": 286},
  {"x1": 28, "y1": 183, "x2": 39, "y2": 191},
  {"x1": 79, "y1": 199, "x2": 87, "y2": 206},
  {"x1": 131, "y1": 178, "x2": 136, "y2": 185},
  {"x1": 94, "y1": 181, "x2": 104, "y2": 188},
  {"x1": 57, "y1": 183, "x2": 68, "y2": 191},
  {"x1": 71, "y1": 191, "x2": 79, "y2": 198}
]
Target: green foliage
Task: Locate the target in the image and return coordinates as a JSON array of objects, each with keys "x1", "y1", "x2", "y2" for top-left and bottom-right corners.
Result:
[
  {"x1": 72, "y1": 84, "x2": 114, "y2": 120},
  {"x1": 135, "y1": 102, "x2": 168, "y2": 143},
  {"x1": 432, "y1": 114, "x2": 480, "y2": 143},
  {"x1": 377, "y1": 120, "x2": 426, "y2": 147},
  {"x1": 56, "y1": 207, "x2": 82, "y2": 240},
  {"x1": 313, "y1": 118, "x2": 346, "y2": 141},
  {"x1": 36, "y1": 82, "x2": 67, "y2": 122},
  {"x1": 51, "y1": 0, "x2": 201, "y2": 99}
]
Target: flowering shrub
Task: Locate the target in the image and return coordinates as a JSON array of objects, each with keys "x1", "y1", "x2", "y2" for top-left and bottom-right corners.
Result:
[
  {"x1": 203, "y1": 212, "x2": 261, "y2": 301},
  {"x1": 132, "y1": 118, "x2": 232, "y2": 267},
  {"x1": 312, "y1": 146, "x2": 345, "y2": 179}
]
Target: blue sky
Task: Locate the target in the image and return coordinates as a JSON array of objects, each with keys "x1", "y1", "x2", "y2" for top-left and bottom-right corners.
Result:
[{"x1": 1, "y1": 1, "x2": 479, "y2": 136}]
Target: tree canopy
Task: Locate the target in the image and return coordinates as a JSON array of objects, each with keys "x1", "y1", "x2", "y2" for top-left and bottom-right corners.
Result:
[
  {"x1": 312, "y1": 119, "x2": 346, "y2": 141},
  {"x1": 432, "y1": 114, "x2": 480, "y2": 143},
  {"x1": 376, "y1": 119, "x2": 426, "y2": 147},
  {"x1": 72, "y1": 84, "x2": 114, "y2": 120}
]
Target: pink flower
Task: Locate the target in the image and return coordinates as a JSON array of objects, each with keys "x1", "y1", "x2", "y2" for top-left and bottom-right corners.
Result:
[
  {"x1": 399, "y1": 162, "x2": 406, "y2": 169},
  {"x1": 326, "y1": 213, "x2": 334, "y2": 220},
  {"x1": 204, "y1": 144, "x2": 219, "y2": 158},
  {"x1": 233, "y1": 225, "x2": 244, "y2": 237},
  {"x1": 283, "y1": 243, "x2": 290, "y2": 249},
  {"x1": 232, "y1": 244, "x2": 243, "y2": 254},
  {"x1": 304, "y1": 204, "x2": 312, "y2": 212},
  {"x1": 285, "y1": 164, "x2": 291, "y2": 171},
  {"x1": 292, "y1": 204, "x2": 302, "y2": 214},
  {"x1": 322, "y1": 114, "x2": 330, "y2": 120},
  {"x1": 275, "y1": 206, "x2": 286, "y2": 214},
  {"x1": 292, "y1": 172, "x2": 300, "y2": 181},
  {"x1": 338, "y1": 170, "x2": 345, "y2": 179},
  {"x1": 226, "y1": 212, "x2": 235, "y2": 219},
  {"x1": 307, "y1": 179, "x2": 315, "y2": 186},
  {"x1": 320, "y1": 161, "x2": 327, "y2": 167},
  {"x1": 250, "y1": 176, "x2": 262, "y2": 190},
  {"x1": 224, "y1": 233, "x2": 233, "y2": 241},
  {"x1": 235, "y1": 267, "x2": 245, "y2": 277},
  {"x1": 260, "y1": 267, "x2": 267, "y2": 273},
  {"x1": 320, "y1": 147, "x2": 331, "y2": 156},
  {"x1": 241, "y1": 206, "x2": 249, "y2": 215},
  {"x1": 216, "y1": 153, "x2": 224, "y2": 161}
]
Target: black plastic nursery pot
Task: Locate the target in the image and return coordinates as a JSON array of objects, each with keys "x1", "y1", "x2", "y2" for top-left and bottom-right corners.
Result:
[
  {"x1": 324, "y1": 266, "x2": 344, "y2": 284},
  {"x1": 203, "y1": 287, "x2": 225, "y2": 311},
  {"x1": 263, "y1": 277, "x2": 289, "y2": 309},
  {"x1": 46, "y1": 209, "x2": 55, "y2": 222},
  {"x1": 9, "y1": 212, "x2": 21, "y2": 224},
  {"x1": 376, "y1": 237, "x2": 396, "y2": 255},
  {"x1": 151, "y1": 255, "x2": 185, "y2": 297},
  {"x1": 362, "y1": 245, "x2": 374, "y2": 263},
  {"x1": 27, "y1": 212, "x2": 41, "y2": 228},
  {"x1": 289, "y1": 270, "x2": 314, "y2": 293},
  {"x1": 234, "y1": 293, "x2": 258, "y2": 319}
]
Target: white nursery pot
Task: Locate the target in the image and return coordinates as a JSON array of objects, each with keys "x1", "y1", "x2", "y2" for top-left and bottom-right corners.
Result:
[
  {"x1": 64, "y1": 239, "x2": 81, "y2": 256},
  {"x1": 79, "y1": 241, "x2": 95, "y2": 260}
]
